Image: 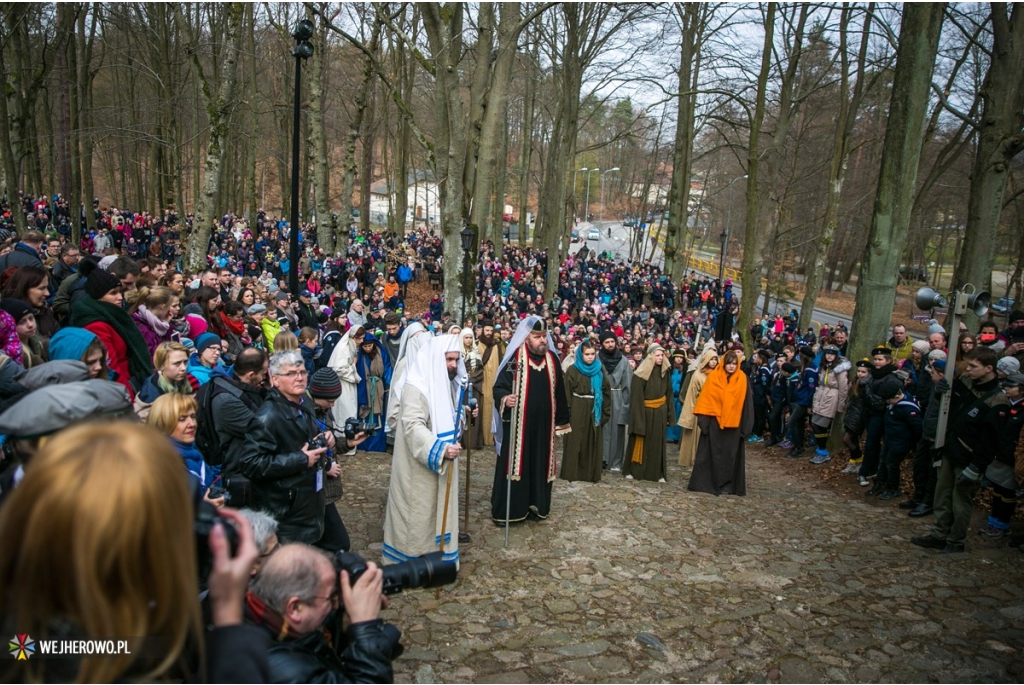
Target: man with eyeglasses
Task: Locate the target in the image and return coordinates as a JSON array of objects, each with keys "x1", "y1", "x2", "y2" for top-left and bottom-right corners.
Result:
[
  {"x1": 240, "y1": 350, "x2": 343, "y2": 549},
  {"x1": 248, "y1": 542, "x2": 395, "y2": 683}
]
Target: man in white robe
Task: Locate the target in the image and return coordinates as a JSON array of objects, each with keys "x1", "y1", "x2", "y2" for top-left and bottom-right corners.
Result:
[{"x1": 383, "y1": 334, "x2": 471, "y2": 568}]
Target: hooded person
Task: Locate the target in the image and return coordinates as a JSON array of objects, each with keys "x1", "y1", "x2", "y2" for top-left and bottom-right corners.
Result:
[
  {"x1": 623, "y1": 344, "x2": 673, "y2": 483},
  {"x1": 327, "y1": 324, "x2": 367, "y2": 432},
  {"x1": 597, "y1": 329, "x2": 632, "y2": 472},
  {"x1": 354, "y1": 332, "x2": 393, "y2": 452},
  {"x1": 460, "y1": 327, "x2": 484, "y2": 450},
  {"x1": 476, "y1": 318, "x2": 506, "y2": 447},
  {"x1": 688, "y1": 350, "x2": 754, "y2": 496},
  {"x1": 68, "y1": 268, "x2": 153, "y2": 400},
  {"x1": 384, "y1": 322, "x2": 428, "y2": 434},
  {"x1": 677, "y1": 345, "x2": 720, "y2": 467},
  {"x1": 382, "y1": 334, "x2": 467, "y2": 568},
  {"x1": 490, "y1": 315, "x2": 570, "y2": 525},
  {"x1": 561, "y1": 340, "x2": 612, "y2": 483}
]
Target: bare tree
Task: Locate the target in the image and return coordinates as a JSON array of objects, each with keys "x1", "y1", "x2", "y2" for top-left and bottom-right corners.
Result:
[
  {"x1": 849, "y1": 3, "x2": 945, "y2": 364},
  {"x1": 178, "y1": 2, "x2": 245, "y2": 271}
]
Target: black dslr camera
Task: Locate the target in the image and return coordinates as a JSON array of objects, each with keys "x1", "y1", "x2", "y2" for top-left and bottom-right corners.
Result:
[
  {"x1": 331, "y1": 551, "x2": 458, "y2": 662},
  {"x1": 344, "y1": 417, "x2": 377, "y2": 440},
  {"x1": 193, "y1": 485, "x2": 239, "y2": 583},
  {"x1": 308, "y1": 432, "x2": 329, "y2": 451}
]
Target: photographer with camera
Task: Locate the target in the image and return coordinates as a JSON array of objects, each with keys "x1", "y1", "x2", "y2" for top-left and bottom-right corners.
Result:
[
  {"x1": 240, "y1": 351, "x2": 364, "y2": 551},
  {"x1": 247, "y1": 543, "x2": 395, "y2": 683}
]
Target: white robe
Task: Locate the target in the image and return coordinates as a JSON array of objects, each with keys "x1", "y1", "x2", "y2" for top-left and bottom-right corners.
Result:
[
  {"x1": 327, "y1": 334, "x2": 360, "y2": 425},
  {"x1": 382, "y1": 385, "x2": 459, "y2": 567}
]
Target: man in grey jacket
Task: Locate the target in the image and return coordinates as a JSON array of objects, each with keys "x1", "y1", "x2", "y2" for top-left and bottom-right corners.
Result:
[{"x1": 598, "y1": 330, "x2": 632, "y2": 472}]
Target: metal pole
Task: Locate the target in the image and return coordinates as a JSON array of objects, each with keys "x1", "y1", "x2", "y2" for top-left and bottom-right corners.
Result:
[
  {"x1": 933, "y1": 292, "x2": 962, "y2": 450},
  {"x1": 719, "y1": 205, "x2": 730, "y2": 287},
  {"x1": 288, "y1": 53, "x2": 302, "y2": 298},
  {"x1": 461, "y1": 250, "x2": 469, "y2": 327},
  {"x1": 585, "y1": 170, "x2": 598, "y2": 222}
]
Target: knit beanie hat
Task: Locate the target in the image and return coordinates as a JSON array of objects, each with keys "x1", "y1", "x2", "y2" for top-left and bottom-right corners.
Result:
[
  {"x1": 997, "y1": 357, "x2": 1020, "y2": 376},
  {"x1": 876, "y1": 374, "x2": 905, "y2": 401},
  {"x1": 928, "y1": 349, "x2": 947, "y2": 362},
  {"x1": 912, "y1": 340, "x2": 931, "y2": 355},
  {"x1": 308, "y1": 368, "x2": 342, "y2": 400},
  {"x1": 195, "y1": 333, "x2": 222, "y2": 356},
  {"x1": 0, "y1": 298, "x2": 33, "y2": 324},
  {"x1": 85, "y1": 269, "x2": 121, "y2": 300},
  {"x1": 185, "y1": 314, "x2": 208, "y2": 340}
]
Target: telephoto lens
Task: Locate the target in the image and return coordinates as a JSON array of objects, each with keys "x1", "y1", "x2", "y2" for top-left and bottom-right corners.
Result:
[{"x1": 335, "y1": 551, "x2": 457, "y2": 595}]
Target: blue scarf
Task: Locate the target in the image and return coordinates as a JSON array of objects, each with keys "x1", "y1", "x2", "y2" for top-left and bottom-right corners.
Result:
[{"x1": 574, "y1": 346, "x2": 604, "y2": 426}]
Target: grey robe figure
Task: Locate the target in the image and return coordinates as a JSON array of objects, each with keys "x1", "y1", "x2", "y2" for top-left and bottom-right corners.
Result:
[{"x1": 599, "y1": 349, "x2": 632, "y2": 471}]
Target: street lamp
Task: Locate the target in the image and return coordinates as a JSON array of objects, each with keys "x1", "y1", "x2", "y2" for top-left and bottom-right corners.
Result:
[
  {"x1": 718, "y1": 174, "x2": 747, "y2": 290},
  {"x1": 573, "y1": 167, "x2": 588, "y2": 193},
  {"x1": 584, "y1": 169, "x2": 600, "y2": 222},
  {"x1": 288, "y1": 18, "x2": 315, "y2": 297},
  {"x1": 599, "y1": 167, "x2": 619, "y2": 226}
]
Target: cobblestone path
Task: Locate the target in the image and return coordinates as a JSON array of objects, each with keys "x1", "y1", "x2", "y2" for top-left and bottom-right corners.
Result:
[{"x1": 338, "y1": 445, "x2": 1024, "y2": 683}]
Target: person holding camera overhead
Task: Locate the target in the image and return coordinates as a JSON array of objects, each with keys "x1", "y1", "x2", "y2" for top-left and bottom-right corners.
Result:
[
  {"x1": 383, "y1": 335, "x2": 472, "y2": 568},
  {"x1": 240, "y1": 350, "x2": 349, "y2": 550}
]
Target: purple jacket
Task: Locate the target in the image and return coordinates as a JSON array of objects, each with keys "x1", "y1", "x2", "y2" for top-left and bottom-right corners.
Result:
[{"x1": 132, "y1": 309, "x2": 172, "y2": 356}]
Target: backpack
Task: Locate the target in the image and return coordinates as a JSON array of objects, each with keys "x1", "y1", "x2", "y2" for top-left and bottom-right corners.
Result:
[{"x1": 194, "y1": 378, "x2": 229, "y2": 465}]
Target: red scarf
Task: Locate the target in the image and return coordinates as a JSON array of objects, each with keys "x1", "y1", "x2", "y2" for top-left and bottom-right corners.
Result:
[{"x1": 220, "y1": 310, "x2": 245, "y2": 336}]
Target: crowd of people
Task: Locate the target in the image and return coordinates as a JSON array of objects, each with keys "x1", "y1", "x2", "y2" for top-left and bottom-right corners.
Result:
[{"x1": 0, "y1": 189, "x2": 1022, "y2": 682}]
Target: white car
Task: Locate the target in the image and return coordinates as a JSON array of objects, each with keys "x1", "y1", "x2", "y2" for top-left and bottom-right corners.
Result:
[{"x1": 587, "y1": 228, "x2": 600, "y2": 240}]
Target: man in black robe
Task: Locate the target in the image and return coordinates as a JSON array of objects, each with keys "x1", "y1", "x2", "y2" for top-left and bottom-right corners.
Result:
[{"x1": 491, "y1": 317, "x2": 570, "y2": 524}]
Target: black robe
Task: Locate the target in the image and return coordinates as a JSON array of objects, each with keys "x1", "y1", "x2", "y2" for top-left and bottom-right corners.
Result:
[
  {"x1": 688, "y1": 386, "x2": 755, "y2": 496},
  {"x1": 491, "y1": 350, "x2": 570, "y2": 522}
]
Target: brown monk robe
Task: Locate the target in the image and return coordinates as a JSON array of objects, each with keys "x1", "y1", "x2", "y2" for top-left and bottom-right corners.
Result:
[
  {"x1": 623, "y1": 345, "x2": 673, "y2": 482},
  {"x1": 560, "y1": 342, "x2": 612, "y2": 483},
  {"x1": 477, "y1": 320, "x2": 505, "y2": 447}
]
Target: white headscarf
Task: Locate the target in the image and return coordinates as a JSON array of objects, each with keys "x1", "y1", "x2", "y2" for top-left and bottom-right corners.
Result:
[
  {"x1": 389, "y1": 332, "x2": 432, "y2": 411},
  {"x1": 403, "y1": 334, "x2": 468, "y2": 446},
  {"x1": 396, "y1": 321, "x2": 427, "y2": 363}
]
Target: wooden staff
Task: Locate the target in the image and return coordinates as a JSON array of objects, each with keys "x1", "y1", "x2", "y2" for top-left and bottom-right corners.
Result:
[{"x1": 436, "y1": 460, "x2": 454, "y2": 600}]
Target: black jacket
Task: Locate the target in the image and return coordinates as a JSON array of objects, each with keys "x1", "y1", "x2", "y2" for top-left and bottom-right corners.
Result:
[
  {"x1": 844, "y1": 380, "x2": 867, "y2": 436},
  {"x1": 211, "y1": 369, "x2": 267, "y2": 502},
  {"x1": 263, "y1": 620, "x2": 395, "y2": 684},
  {"x1": 882, "y1": 391, "x2": 923, "y2": 456},
  {"x1": 942, "y1": 375, "x2": 1009, "y2": 471},
  {"x1": 297, "y1": 301, "x2": 325, "y2": 330},
  {"x1": 864, "y1": 364, "x2": 898, "y2": 415},
  {"x1": 240, "y1": 390, "x2": 326, "y2": 543}
]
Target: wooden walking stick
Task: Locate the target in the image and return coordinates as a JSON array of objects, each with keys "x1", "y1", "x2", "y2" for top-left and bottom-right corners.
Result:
[
  {"x1": 436, "y1": 459, "x2": 454, "y2": 600},
  {"x1": 460, "y1": 385, "x2": 476, "y2": 544}
]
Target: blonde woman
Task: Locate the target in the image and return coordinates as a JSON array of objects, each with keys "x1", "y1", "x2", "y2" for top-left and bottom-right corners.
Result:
[
  {"x1": 461, "y1": 327, "x2": 484, "y2": 449},
  {"x1": 0, "y1": 422, "x2": 260, "y2": 683},
  {"x1": 677, "y1": 345, "x2": 719, "y2": 467}
]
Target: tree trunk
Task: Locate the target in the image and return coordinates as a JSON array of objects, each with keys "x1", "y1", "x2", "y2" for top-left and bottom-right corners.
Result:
[
  {"x1": 516, "y1": 33, "x2": 539, "y2": 247},
  {"x1": 306, "y1": 4, "x2": 333, "y2": 252},
  {"x1": 736, "y1": 3, "x2": 776, "y2": 351},
  {"x1": 339, "y1": 22, "x2": 379, "y2": 240},
  {"x1": 422, "y1": 4, "x2": 472, "y2": 324},
  {"x1": 951, "y1": 4, "x2": 1024, "y2": 329},
  {"x1": 848, "y1": 3, "x2": 944, "y2": 364},
  {"x1": 664, "y1": 4, "x2": 706, "y2": 281},
  {"x1": 471, "y1": 3, "x2": 519, "y2": 246},
  {"x1": 182, "y1": 3, "x2": 245, "y2": 271},
  {"x1": 799, "y1": 6, "x2": 873, "y2": 330}
]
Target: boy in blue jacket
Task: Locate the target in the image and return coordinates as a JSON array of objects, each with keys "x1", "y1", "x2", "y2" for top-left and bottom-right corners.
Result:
[{"x1": 869, "y1": 375, "x2": 923, "y2": 499}]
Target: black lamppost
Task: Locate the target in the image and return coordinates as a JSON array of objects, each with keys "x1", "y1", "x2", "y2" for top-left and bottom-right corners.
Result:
[
  {"x1": 717, "y1": 229, "x2": 728, "y2": 287},
  {"x1": 288, "y1": 19, "x2": 314, "y2": 298},
  {"x1": 460, "y1": 226, "x2": 475, "y2": 327}
]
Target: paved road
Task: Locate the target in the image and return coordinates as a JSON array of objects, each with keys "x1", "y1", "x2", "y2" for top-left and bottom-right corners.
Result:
[
  {"x1": 569, "y1": 220, "x2": 852, "y2": 332},
  {"x1": 340, "y1": 444, "x2": 1024, "y2": 683}
]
